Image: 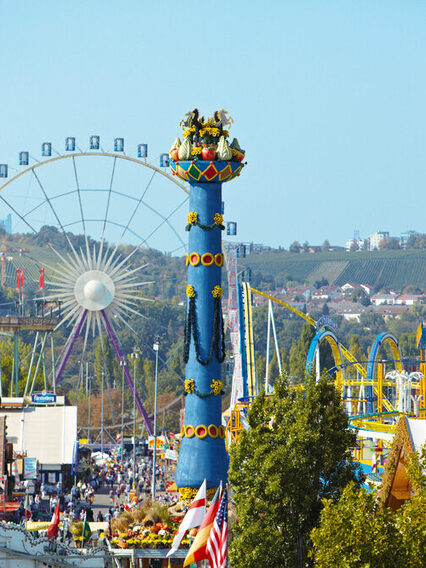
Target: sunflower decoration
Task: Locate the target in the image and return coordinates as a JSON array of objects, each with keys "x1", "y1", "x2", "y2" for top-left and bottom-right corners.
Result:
[
  {"x1": 186, "y1": 285, "x2": 196, "y2": 298},
  {"x1": 213, "y1": 213, "x2": 223, "y2": 226},
  {"x1": 187, "y1": 211, "x2": 198, "y2": 225},
  {"x1": 210, "y1": 379, "x2": 224, "y2": 396},
  {"x1": 212, "y1": 285, "x2": 223, "y2": 299}
]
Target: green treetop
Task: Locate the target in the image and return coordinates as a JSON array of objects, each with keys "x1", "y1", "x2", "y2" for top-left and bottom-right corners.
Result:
[
  {"x1": 311, "y1": 444, "x2": 426, "y2": 567},
  {"x1": 229, "y1": 375, "x2": 363, "y2": 567}
]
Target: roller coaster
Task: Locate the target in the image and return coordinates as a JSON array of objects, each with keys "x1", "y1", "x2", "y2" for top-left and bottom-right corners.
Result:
[{"x1": 226, "y1": 267, "x2": 426, "y2": 471}]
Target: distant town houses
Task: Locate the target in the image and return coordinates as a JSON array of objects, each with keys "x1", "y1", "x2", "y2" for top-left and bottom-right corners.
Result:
[
  {"x1": 252, "y1": 282, "x2": 424, "y2": 323},
  {"x1": 345, "y1": 230, "x2": 422, "y2": 251}
]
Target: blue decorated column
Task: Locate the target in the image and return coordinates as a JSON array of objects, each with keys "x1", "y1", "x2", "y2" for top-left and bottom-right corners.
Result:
[{"x1": 169, "y1": 110, "x2": 245, "y2": 499}]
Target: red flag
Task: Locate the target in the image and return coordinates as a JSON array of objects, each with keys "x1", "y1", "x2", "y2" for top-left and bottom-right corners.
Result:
[
  {"x1": 38, "y1": 268, "x2": 45, "y2": 293},
  {"x1": 47, "y1": 503, "x2": 60, "y2": 539},
  {"x1": 16, "y1": 269, "x2": 22, "y2": 294}
]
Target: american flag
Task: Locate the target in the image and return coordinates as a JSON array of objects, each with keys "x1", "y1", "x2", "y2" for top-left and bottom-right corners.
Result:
[{"x1": 206, "y1": 488, "x2": 228, "y2": 568}]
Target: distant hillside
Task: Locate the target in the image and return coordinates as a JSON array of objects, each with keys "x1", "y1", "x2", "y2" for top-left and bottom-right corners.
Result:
[{"x1": 239, "y1": 249, "x2": 426, "y2": 292}]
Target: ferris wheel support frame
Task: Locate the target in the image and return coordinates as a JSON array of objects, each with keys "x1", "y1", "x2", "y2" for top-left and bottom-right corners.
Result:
[{"x1": 0, "y1": 149, "x2": 190, "y2": 435}]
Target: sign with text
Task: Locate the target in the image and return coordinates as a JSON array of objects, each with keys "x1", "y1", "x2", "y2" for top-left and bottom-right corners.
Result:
[
  {"x1": 164, "y1": 449, "x2": 177, "y2": 461},
  {"x1": 23, "y1": 458, "x2": 37, "y2": 480},
  {"x1": 147, "y1": 436, "x2": 166, "y2": 450},
  {"x1": 31, "y1": 392, "x2": 56, "y2": 404}
]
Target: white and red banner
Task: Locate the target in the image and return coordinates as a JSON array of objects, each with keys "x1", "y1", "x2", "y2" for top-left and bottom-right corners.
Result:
[
  {"x1": 227, "y1": 249, "x2": 244, "y2": 406},
  {"x1": 16, "y1": 268, "x2": 24, "y2": 295},
  {"x1": 38, "y1": 268, "x2": 45, "y2": 293},
  {"x1": 167, "y1": 479, "x2": 207, "y2": 557}
]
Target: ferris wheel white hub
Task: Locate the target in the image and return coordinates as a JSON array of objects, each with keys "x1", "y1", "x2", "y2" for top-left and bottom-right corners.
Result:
[{"x1": 74, "y1": 270, "x2": 115, "y2": 311}]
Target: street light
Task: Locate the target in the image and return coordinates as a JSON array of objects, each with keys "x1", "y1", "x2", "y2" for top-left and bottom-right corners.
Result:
[
  {"x1": 130, "y1": 349, "x2": 140, "y2": 484},
  {"x1": 119, "y1": 358, "x2": 127, "y2": 464},
  {"x1": 152, "y1": 336, "x2": 160, "y2": 499},
  {"x1": 87, "y1": 373, "x2": 92, "y2": 443},
  {"x1": 101, "y1": 370, "x2": 105, "y2": 456}
]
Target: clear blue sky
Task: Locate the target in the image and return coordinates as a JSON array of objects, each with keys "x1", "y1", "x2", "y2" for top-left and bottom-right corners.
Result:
[{"x1": 1, "y1": 1, "x2": 425, "y2": 250}]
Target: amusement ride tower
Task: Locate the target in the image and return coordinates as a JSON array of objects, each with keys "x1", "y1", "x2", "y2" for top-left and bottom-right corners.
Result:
[{"x1": 169, "y1": 109, "x2": 245, "y2": 497}]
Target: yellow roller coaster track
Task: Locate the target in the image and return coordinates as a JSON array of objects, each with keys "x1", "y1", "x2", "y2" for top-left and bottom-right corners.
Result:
[{"x1": 250, "y1": 288, "x2": 394, "y2": 411}]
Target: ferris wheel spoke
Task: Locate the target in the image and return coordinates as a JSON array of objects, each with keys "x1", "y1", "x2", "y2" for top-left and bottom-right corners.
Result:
[
  {"x1": 32, "y1": 169, "x2": 90, "y2": 277},
  {"x1": 92, "y1": 244, "x2": 97, "y2": 269},
  {"x1": 101, "y1": 157, "x2": 117, "y2": 241},
  {"x1": 115, "y1": 302, "x2": 147, "y2": 320},
  {"x1": 48, "y1": 246, "x2": 82, "y2": 278},
  {"x1": 0, "y1": 195, "x2": 37, "y2": 233},
  {"x1": 21, "y1": 197, "x2": 49, "y2": 218},
  {"x1": 55, "y1": 304, "x2": 81, "y2": 329},
  {"x1": 72, "y1": 156, "x2": 86, "y2": 235},
  {"x1": 72, "y1": 156, "x2": 92, "y2": 266},
  {"x1": 104, "y1": 245, "x2": 139, "y2": 274},
  {"x1": 110, "y1": 262, "x2": 147, "y2": 281},
  {"x1": 136, "y1": 198, "x2": 187, "y2": 250},
  {"x1": 31, "y1": 170, "x2": 76, "y2": 250},
  {"x1": 45, "y1": 255, "x2": 79, "y2": 279},
  {"x1": 113, "y1": 170, "x2": 157, "y2": 250},
  {"x1": 170, "y1": 243, "x2": 187, "y2": 255}
]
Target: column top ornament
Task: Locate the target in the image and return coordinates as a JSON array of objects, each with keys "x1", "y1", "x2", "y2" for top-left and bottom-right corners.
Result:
[{"x1": 169, "y1": 108, "x2": 246, "y2": 184}]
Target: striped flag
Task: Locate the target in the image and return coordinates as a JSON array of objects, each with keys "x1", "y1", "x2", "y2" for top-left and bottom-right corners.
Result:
[
  {"x1": 24, "y1": 493, "x2": 31, "y2": 520},
  {"x1": 183, "y1": 485, "x2": 222, "y2": 567},
  {"x1": 47, "y1": 503, "x2": 60, "y2": 539},
  {"x1": 167, "y1": 479, "x2": 206, "y2": 557},
  {"x1": 206, "y1": 488, "x2": 228, "y2": 568},
  {"x1": 37, "y1": 268, "x2": 45, "y2": 294}
]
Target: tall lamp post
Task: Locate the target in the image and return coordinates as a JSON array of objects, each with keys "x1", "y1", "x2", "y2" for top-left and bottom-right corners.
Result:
[
  {"x1": 119, "y1": 358, "x2": 127, "y2": 464},
  {"x1": 152, "y1": 336, "x2": 160, "y2": 499},
  {"x1": 87, "y1": 373, "x2": 92, "y2": 443},
  {"x1": 130, "y1": 349, "x2": 139, "y2": 484},
  {"x1": 101, "y1": 369, "x2": 105, "y2": 456}
]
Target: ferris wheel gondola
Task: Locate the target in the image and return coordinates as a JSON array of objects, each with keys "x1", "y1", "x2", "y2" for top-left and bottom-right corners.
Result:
[{"x1": 0, "y1": 135, "x2": 190, "y2": 432}]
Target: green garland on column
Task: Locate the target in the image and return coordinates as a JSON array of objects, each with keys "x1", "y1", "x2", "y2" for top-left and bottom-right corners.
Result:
[{"x1": 183, "y1": 285, "x2": 226, "y2": 366}]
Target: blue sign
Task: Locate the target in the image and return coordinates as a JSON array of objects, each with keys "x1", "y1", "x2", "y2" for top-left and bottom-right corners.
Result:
[
  {"x1": 31, "y1": 392, "x2": 57, "y2": 404},
  {"x1": 24, "y1": 458, "x2": 37, "y2": 479}
]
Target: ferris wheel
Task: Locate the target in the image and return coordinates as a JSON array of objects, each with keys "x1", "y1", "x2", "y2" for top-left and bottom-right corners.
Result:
[{"x1": 0, "y1": 136, "x2": 190, "y2": 433}]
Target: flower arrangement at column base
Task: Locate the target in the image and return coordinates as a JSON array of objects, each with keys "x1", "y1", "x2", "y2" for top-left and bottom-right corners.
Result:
[{"x1": 178, "y1": 487, "x2": 218, "y2": 502}]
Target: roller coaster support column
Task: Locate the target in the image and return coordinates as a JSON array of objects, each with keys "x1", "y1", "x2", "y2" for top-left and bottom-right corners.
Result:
[
  {"x1": 417, "y1": 323, "x2": 426, "y2": 419},
  {"x1": 170, "y1": 127, "x2": 245, "y2": 497},
  {"x1": 377, "y1": 362, "x2": 384, "y2": 421}
]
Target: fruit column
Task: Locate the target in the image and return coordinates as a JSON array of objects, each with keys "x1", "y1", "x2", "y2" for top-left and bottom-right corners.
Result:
[{"x1": 174, "y1": 178, "x2": 228, "y2": 498}]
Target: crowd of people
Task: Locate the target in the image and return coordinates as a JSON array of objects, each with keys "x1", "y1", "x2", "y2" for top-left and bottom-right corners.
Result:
[{"x1": 13, "y1": 448, "x2": 178, "y2": 544}]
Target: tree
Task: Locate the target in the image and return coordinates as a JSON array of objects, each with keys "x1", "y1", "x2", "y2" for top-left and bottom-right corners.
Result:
[
  {"x1": 303, "y1": 240, "x2": 309, "y2": 253},
  {"x1": 380, "y1": 237, "x2": 401, "y2": 250},
  {"x1": 93, "y1": 336, "x2": 119, "y2": 390},
  {"x1": 289, "y1": 241, "x2": 301, "y2": 253},
  {"x1": 229, "y1": 375, "x2": 362, "y2": 567},
  {"x1": 348, "y1": 334, "x2": 364, "y2": 362},
  {"x1": 311, "y1": 444, "x2": 426, "y2": 567},
  {"x1": 322, "y1": 239, "x2": 330, "y2": 252},
  {"x1": 288, "y1": 323, "x2": 316, "y2": 382},
  {"x1": 310, "y1": 483, "x2": 405, "y2": 567}
]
